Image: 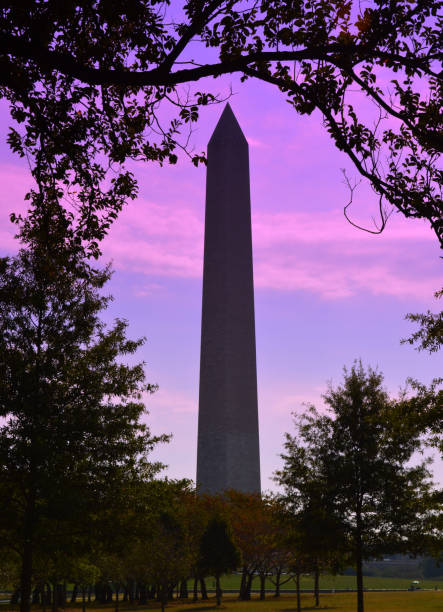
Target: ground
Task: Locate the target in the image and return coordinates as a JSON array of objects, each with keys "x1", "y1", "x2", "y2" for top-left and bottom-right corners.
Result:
[{"x1": 3, "y1": 592, "x2": 443, "y2": 612}]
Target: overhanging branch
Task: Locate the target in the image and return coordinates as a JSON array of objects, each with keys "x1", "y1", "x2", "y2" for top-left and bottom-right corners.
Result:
[{"x1": 1, "y1": 30, "x2": 437, "y2": 88}]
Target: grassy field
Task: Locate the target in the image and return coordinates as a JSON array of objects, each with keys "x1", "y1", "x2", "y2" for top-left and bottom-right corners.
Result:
[
  {"x1": 2, "y1": 592, "x2": 443, "y2": 611},
  {"x1": 166, "y1": 591, "x2": 443, "y2": 611},
  {"x1": 215, "y1": 574, "x2": 443, "y2": 591}
]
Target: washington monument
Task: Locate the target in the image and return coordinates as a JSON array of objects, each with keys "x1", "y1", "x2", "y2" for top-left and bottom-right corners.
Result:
[{"x1": 196, "y1": 104, "x2": 261, "y2": 495}]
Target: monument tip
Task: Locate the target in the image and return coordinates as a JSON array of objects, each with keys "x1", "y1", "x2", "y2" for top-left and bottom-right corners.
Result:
[{"x1": 208, "y1": 102, "x2": 248, "y2": 147}]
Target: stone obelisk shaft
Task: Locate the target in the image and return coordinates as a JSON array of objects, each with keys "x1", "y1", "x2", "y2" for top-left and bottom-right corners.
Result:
[{"x1": 196, "y1": 104, "x2": 261, "y2": 495}]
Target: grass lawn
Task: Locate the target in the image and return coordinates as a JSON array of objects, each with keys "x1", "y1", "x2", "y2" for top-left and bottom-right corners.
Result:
[
  {"x1": 3, "y1": 592, "x2": 443, "y2": 611},
  {"x1": 174, "y1": 591, "x2": 443, "y2": 611},
  {"x1": 178, "y1": 591, "x2": 443, "y2": 611},
  {"x1": 216, "y1": 574, "x2": 443, "y2": 591}
]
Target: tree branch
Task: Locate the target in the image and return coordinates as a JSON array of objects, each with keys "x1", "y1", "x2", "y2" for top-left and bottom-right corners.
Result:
[
  {"x1": 332, "y1": 60, "x2": 443, "y2": 153},
  {"x1": 242, "y1": 66, "x2": 392, "y2": 194},
  {"x1": 2, "y1": 29, "x2": 438, "y2": 89}
]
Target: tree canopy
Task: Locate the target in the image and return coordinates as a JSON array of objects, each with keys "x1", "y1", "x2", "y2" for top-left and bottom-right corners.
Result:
[
  {"x1": 403, "y1": 289, "x2": 443, "y2": 354},
  {"x1": 1, "y1": 0, "x2": 442, "y2": 255},
  {"x1": 0, "y1": 241, "x2": 167, "y2": 612},
  {"x1": 199, "y1": 516, "x2": 240, "y2": 606},
  {"x1": 277, "y1": 362, "x2": 439, "y2": 612}
]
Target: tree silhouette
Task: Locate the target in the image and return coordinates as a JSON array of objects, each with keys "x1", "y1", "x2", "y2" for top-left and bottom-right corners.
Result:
[
  {"x1": 0, "y1": 241, "x2": 167, "y2": 612},
  {"x1": 278, "y1": 362, "x2": 437, "y2": 612},
  {"x1": 199, "y1": 516, "x2": 240, "y2": 606},
  {"x1": 1, "y1": 1, "x2": 441, "y2": 254}
]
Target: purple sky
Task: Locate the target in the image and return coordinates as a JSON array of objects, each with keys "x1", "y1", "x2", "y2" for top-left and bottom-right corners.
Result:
[{"x1": 0, "y1": 74, "x2": 441, "y2": 491}]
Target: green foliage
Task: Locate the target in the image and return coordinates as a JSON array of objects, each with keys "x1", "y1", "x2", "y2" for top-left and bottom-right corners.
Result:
[
  {"x1": 403, "y1": 289, "x2": 443, "y2": 354},
  {"x1": 199, "y1": 517, "x2": 240, "y2": 605},
  {"x1": 0, "y1": 548, "x2": 20, "y2": 591},
  {"x1": 199, "y1": 516, "x2": 240, "y2": 578},
  {"x1": 0, "y1": 1, "x2": 442, "y2": 254},
  {"x1": 0, "y1": 245, "x2": 167, "y2": 612},
  {"x1": 392, "y1": 378, "x2": 443, "y2": 465},
  {"x1": 277, "y1": 361, "x2": 440, "y2": 612},
  {"x1": 103, "y1": 479, "x2": 197, "y2": 610}
]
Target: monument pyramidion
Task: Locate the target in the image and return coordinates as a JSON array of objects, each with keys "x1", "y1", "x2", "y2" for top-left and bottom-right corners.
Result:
[{"x1": 196, "y1": 104, "x2": 261, "y2": 495}]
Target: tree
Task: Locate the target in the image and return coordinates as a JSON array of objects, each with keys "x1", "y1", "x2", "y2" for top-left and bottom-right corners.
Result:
[
  {"x1": 70, "y1": 560, "x2": 100, "y2": 612},
  {"x1": 143, "y1": 511, "x2": 194, "y2": 612},
  {"x1": 0, "y1": 239, "x2": 167, "y2": 612},
  {"x1": 400, "y1": 287, "x2": 443, "y2": 468},
  {"x1": 264, "y1": 505, "x2": 298, "y2": 599},
  {"x1": 403, "y1": 289, "x2": 443, "y2": 354},
  {"x1": 275, "y1": 432, "x2": 349, "y2": 608},
  {"x1": 275, "y1": 463, "x2": 349, "y2": 608},
  {"x1": 401, "y1": 288, "x2": 442, "y2": 456},
  {"x1": 0, "y1": 548, "x2": 20, "y2": 599},
  {"x1": 277, "y1": 362, "x2": 437, "y2": 612},
  {"x1": 198, "y1": 516, "x2": 240, "y2": 606},
  {"x1": 392, "y1": 378, "x2": 443, "y2": 461},
  {"x1": 111, "y1": 479, "x2": 197, "y2": 611},
  {"x1": 1, "y1": 1, "x2": 442, "y2": 257},
  {"x1": 224, "y1": 491, "x2": 274, "y2": 600},
  {"x1": 252, "y1": 498, "x2": 293, "y2": 601}
]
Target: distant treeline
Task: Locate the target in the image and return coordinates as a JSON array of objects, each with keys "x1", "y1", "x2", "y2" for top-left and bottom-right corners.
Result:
[{"x1": 356, "y1": 556, "x2": 443, "y2": 580}]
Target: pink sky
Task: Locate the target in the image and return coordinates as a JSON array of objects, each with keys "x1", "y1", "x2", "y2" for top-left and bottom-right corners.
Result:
[{"x1": 0, "y1": 75, "x2": 441, "y2": 490}]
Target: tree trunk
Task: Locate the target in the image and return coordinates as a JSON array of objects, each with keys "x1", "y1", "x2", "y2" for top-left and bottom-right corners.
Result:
[
  {"x1": 115, "y1": 584, "x2": 120, "y2": 612},
  {"x1": 51, "y1": 583, "x2": 57, "y2": 612},
  {"x1": 179, "y1": 580, "x2": 188, "y2": 599},
  {"x1": 356, "y1": 526, "x2": 364, "y2": 612},
  {"x1": 193, "y1": 578, "x2": 198, "y2": 602},
  {"x1": 127, "y1": 579, "x2": 134, "y2": 604},
  {"x1": 71, "y1": 583, "x2": 78, "y2": 603},
  {"x1": 167, "y1": 584, "x2": 174, "y2": 601},
  {"x1": 57, "y1": 584, "x2": 64, "y2": 611},
  {"x1": 32, "y1": 587, "x2": 40, "y2": 604},
  {"x1": 239, "y1": 566, "x2": 247, "y2": 599},
  {"x1": 139, "y1": 584, "x2": 147, "y2": 605},
  {"x1": 239, "y1": 571, "x2": 252, "y2": 602},
  {"x1": 159, "y1": 586, "x2": 167, "y2": 612},
  {"x1": 314, "y1": 563, "x2": 320, "y2": 607},
  {"x1": 259, "y1": 574, "x2": 266, "y2": 600},
  {"x1": 82, "y1": 587, "x2": 86, "y2": 612},
  {"x1": 296, "y1": 571, "x2": 301, "y2": 612},
  {"x1": 274, "y1": 569, "x2": 281, "y2": 597},
  {"x1": 44, "y1": 583, "x2": 51, "y2": 606},
  {"x1": 215, "y1": 575, "x2": 222, "y2": 607},
  {"x1": 245, "y1": 573, "x2": 253, "y2": 600},
  {"x1": 19, "y1": 537, "x2": 33, "y2": 612},
  {"x1": 200, "y1": 578, "x2": 208, "y2": 600}
]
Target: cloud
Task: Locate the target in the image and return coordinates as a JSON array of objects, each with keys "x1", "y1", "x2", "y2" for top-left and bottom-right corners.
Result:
[
  {"x1": 252, "y1": 209, "x2": 434, "y2": 246},
  {"x1": 147, "y1": 387, "x2": 198, "y2": 415},
  {"x1": 132, "y1": 282, "x2": 164, "y2": 297},
  {"x1": 260, "y1": 387, "x2": 326, "y2": 416},
  {"x1": 0, "y1": 163, "x2": 439, "y2": 301},
  {"x1": 104, "y1": 197, "x2": 439, "y2": 300}
]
